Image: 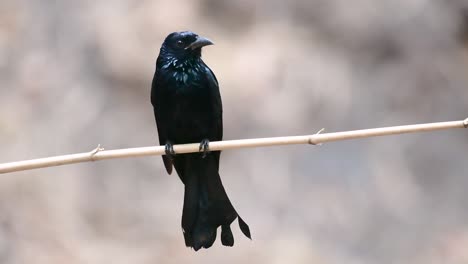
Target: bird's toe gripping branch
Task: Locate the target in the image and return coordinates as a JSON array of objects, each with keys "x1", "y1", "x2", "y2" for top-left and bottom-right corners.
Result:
[
  {"x1": 165, "y1": 142, "x2": 176, "y2": 159},
  {"x1": 199, "y1": 139, "x2": 210, "y2": 158}
]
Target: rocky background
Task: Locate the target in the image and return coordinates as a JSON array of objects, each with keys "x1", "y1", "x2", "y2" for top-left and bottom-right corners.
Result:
[{"x1": 1, "y1": 0, "x2": 468, "y2": 263}]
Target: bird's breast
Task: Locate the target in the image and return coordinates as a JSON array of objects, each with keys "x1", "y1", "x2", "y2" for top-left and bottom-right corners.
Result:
[
  {"x1": 171, "y1": 71, "x2": 202, "y2": 88},
  {"x1": 161, "y1": 59, "x2": 205, "y2": 88}
]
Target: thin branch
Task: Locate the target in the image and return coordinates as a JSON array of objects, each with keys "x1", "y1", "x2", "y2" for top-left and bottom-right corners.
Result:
[{"x1": 1, "y1": 118, "x2": 467, "y2": 174}]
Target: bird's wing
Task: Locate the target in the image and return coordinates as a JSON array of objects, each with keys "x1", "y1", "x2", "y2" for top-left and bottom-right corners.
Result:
[
  {"x1": 151, "y1": 63, "x2": 173, "y2": 175},
  {"x1": 205, "y1": 65, "x2": 223, "y2": 141},
  {"x1": 204, "y1": 65, "x2": 223, "y2": 169}
]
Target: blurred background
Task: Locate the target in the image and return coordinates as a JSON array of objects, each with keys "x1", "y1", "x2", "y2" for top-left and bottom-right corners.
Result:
[{"x1": 1, "y1": 0, "x2": 468, "y2": 263}]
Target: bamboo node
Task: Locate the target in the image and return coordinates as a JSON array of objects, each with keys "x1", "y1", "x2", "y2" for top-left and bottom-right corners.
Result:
[
  {"x1": 89, "y1": 144, "x2": 104, "y2": 161},
  {"x1": 308, "y1": 128, "x2": 325, "y2": 145}
]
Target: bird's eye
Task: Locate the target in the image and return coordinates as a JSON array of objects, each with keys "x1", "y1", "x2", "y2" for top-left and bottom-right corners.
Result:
[{"x1": 176, "y1": 40, "x2": 184, "y2": 48}]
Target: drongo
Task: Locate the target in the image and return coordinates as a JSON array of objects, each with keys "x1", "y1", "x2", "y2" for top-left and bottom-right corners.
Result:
[{"x1": 151, "y1": 31, "x2": 251, "y2": 251}]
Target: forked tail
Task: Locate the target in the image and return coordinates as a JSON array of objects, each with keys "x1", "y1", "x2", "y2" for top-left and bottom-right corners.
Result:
[{"x1": 179, "y1": 154, "x2": 251, "y2": 250}]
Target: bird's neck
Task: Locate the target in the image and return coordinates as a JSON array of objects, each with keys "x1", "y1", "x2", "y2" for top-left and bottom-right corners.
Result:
[
  {"x1": 156, "y1": 53, "x2": 206, "y2": 85},
  {"x1": 160, "y1": 55, "x2": 203, "y2": 73}
]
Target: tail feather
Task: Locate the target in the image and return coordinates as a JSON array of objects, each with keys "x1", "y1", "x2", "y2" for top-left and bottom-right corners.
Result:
[
  {"x1": 178, "y1": 154, "x2": 251, "y2": 250},
  {"x1": 221, "y1": 225, "x2": 234, "y2": 246},
  {"x1": 180, "y1": 157, "x2": 198, "y2": 247},
  {"x1": 238, "y1": 216, "x2": 251, "y2": 239},
  {"x1": 192, "y1": 224, "x2": 216, "y2": 251}
]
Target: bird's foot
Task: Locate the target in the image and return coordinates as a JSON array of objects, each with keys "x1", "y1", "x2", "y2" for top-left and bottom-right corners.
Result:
[
  {"x1": 165, "y1": 141, "x2": 176, "y2": 159},
  {"x1": 199, "y1": 139, "x2": 210, "y2": 158}
]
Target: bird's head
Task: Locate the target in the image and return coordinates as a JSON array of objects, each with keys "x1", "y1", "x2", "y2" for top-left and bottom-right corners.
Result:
[{"x1": 160, "y1": 31, "x2": 214, "y2": 61}]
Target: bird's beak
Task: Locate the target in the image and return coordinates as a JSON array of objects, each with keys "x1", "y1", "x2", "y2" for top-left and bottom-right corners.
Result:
[{"x1": 186, "y1": 36, "x2": 214, "y2": 50}]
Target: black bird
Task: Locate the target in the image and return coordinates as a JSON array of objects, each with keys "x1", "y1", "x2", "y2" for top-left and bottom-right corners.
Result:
[{"x1": 151, "y1": 31, "x2": 251, "y2": 251}]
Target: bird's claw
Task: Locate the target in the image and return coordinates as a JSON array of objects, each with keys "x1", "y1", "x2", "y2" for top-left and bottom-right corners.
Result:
[
  {"x1": 165, "y1": 142, "x2": 176, "y2": 159},
  {"x1": 199, "y1": 139, "x2": 210, "y2": 158}
]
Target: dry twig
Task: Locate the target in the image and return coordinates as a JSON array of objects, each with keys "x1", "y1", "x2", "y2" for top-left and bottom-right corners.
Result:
[{"x1": 0, "y1": 118, "x2": 466, "y2": 174}]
